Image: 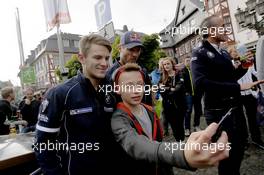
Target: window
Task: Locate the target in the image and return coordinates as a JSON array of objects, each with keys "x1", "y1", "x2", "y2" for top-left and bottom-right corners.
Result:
[
  {"x1": 35, "y1": 64, "x2": 38, "y2": 73},
  {"x1": 38, "y1": 45, "x2": 41, "y2": 52},
  {"x1": 196, "y1": 36, "x2": 201, "y2": 46},
  {"x1": 185, "y1": 42, "x2": 191, "y2": 53},
  {"x1": 36, "y1": 62, "x2": 39, "y2": 73},
  {"x1": 170, "y1": 50, "x2": 174, "y2": 57},
  {"x1": 190, "y1": 19, "x2": 196, "y2": 27},
  {"x1": 214, "y1": 0, "x2": 219, "y2": 5},
  {"x1": 39, "y1": 60, "x2": 42, "y2": 71},
  {"x1": 74, "y1": 40, "x2": 79, "y2": 48},
  {"x1": 175, "y1": 48, "x2": 179, "y2": 58},
  {"x1": 63, "y1": 39, "x2": 70, "y2": 47},
  {"x1": 181, "y1": 6, "x2": 185, "y2": 15},
  {"x1": 179, "y1": 45, "x2": 185, "y2": 56},
  {"x1": 191, "y1": 39, "x2": 196, "y2": 48},
  {"x1": 41, "y1": 41, "x2": 46, "y2": 49},
  {"x1": 208, "y1": 0, "x2": 213, "y2": 9},
  {"x1": 53, "y1": 56, "x2": 59, "y2": 66},
  {"x1": 224, "y1": 16, "x2": 231, "y2": 24}
]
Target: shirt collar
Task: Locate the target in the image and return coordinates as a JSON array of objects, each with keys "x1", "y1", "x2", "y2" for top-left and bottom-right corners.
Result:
[{"x1": 209, "y1": 42, "x2": 221, "y2": 53}]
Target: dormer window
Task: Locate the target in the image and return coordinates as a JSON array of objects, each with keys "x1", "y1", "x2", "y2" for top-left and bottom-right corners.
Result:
[{"x1": 181, "y1": 6, "x2": 185, "y2": 15}]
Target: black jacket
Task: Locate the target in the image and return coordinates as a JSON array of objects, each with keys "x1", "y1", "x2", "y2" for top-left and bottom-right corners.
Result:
[
  {"x1": 19, "y1": 99, "x2": 40, "y2": 126},
  {"x1": 160, "y1": 72, "x2": 186, "y2": 109},
  {"x1": 34, "y1": 71, "x2": 125, "y2": 175},
  {"x1": 191, "y1": 40, "x2": 247, "y2": 109},
  {"x1": 182, "y1": 66, "x2": 194, "y2": 95},
  {"x1": 0, "y1": 100, "x2": 12, "y2": 135}
]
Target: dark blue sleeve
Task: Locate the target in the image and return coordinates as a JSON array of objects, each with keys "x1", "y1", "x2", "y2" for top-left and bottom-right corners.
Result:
[
  {"x1": 191, "y1": 49, "x2": 240, "y2": 96},
  {"x1": 34, "y1": 87, "x2": 66, "y2": 175}
]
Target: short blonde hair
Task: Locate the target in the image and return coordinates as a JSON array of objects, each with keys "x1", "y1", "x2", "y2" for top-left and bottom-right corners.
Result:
[
  {"x1": 79, "y1": 34, "x2": 112, "y2": 57},
  {"x1": 1, "y1": 86, "x2": 14, "y2": 99}
]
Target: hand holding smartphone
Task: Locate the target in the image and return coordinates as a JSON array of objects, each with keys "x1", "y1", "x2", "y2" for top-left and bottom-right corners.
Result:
[{"x1": 211, "y1": 108, "x2": 234, "y2": 143}]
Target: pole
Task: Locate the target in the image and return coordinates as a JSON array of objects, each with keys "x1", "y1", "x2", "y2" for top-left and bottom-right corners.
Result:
[
  {"x1": 56, "y1": 24, "x2": 68, "y2": 81},
  {"x1": 15, "y1": 8, "x2": 25, "y2": 66},
  {"x1": 57, "y1": 23, "x2": 65, "y2": 70}
]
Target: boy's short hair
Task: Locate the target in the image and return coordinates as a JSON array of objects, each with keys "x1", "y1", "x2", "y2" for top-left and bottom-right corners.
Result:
[
  {"x1": 1, "y1": 86, "x2": 14, "y2": 99},
  {"x1": 79, "y1": 34, "x2": 112, "y2": 57},
  {"x1": 112, "y1": 63, "x2": 144, "y2": 84}
]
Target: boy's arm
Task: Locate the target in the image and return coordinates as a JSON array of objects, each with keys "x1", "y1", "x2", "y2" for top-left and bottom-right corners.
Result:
[{"x1": 111, "y1": 112, "x2": 194, "y2": 170}]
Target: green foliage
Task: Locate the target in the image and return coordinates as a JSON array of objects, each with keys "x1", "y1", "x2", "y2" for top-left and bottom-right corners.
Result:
[
  {"x1": 65, "y1": 54, "x2": 82, "y2": 78},
  {"x1": 111, "y1": 35, "x2": 120, "y2": 60},
  {"x1": 55, "y1": 68, "x2": 62, "y2": 81},
  {"x1": 55, "y1": 54, "x2": 82, "y2": 81},
  {"x1": 140, "y1": 34, "x2": 166, "y2": 72}
]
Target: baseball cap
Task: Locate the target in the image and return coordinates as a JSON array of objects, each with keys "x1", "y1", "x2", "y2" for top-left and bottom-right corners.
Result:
[{"x1": 120, "y1": 31, "x2": 144, "y2": 49}]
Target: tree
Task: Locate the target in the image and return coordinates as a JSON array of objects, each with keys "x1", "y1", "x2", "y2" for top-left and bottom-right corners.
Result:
[
  {"x1": 65, "y1": 54, "x2": 82, "y2": 78},
  {"x1": 55, "y1": 54, "x2": 82, "y2": 81},
  {"x1": 139, "y1": 34, "x2": 166, "y2": 72},
  {"x1": 111, "y1": 35, "x2": 120, "y2": 60}
]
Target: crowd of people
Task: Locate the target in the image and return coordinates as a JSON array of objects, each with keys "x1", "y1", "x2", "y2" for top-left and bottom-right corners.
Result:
[
  {"x1": 0, "y1": 14, "x2": 264, "y2": 175},
  {"x1": 0, "y1": 87, "x2": 44, "y2": 135}
]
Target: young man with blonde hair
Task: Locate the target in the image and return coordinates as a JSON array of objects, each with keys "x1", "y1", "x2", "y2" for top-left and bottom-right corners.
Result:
[{"x1": 34, "y1": 34, "x2": 122, "y2": 175}]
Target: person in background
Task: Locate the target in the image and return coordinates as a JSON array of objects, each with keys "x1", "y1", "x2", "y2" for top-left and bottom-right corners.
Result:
[
  {"x1": 34, "y1": 91, "x2": 43, "y2": 102},
  {"x1": 150, "y1": 58, "x2": 163, "y2": 85},
  {"x1": 256, "y1": 35, "x2": 264, "y2": 91},
  {"x1": 229, "y1": 45, "x2": 264, "y2": 150},
  {"x1": 0, "y1": 87, "x2": 15, "y2": 135},
  {"x1": 191, "y1": 15, "x2": 264, "y2": 175},
  {"x1": 19, "y1": 87, "x2": 41, "y2": 133},
  {"x1": 106, "y1": 31, "x2": 152, "y2": 105},
  {"x1": 182, "y1": 56, "x2": 202, "y2": 137},
  {"x1": 160, "y1": 57, "x2": 186, "y2": 142}
]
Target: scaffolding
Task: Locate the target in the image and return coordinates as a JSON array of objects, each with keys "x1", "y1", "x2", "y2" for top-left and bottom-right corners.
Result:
[{"x1": 47, "y1": 54, "x2": 57, "y2": 87}]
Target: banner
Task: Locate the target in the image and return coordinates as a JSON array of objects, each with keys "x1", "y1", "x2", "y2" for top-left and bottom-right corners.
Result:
[
  {"x1": 21, "y1": 67, "x2": 36, "y2": 84},
  {"x1": 95, "y1": 0, "x2": 112, "y2": 30},
  {"x1": 42, "y1": 0, "x2": 71, "y2": 31}
]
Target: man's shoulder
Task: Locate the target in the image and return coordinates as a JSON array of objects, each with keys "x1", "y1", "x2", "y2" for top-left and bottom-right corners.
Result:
[
  {"x1": 46, "y1": 75, "x2": 80, "y2": 99},
  {"x1": 192, "y1": 41, "x2": 208, "y2": 55},
  {"x1": 112, "y1": 108, "x2": 128, "y2": 120},
  {"x1": 0, "y1": 100, "x2": 9, "y2": 108},
  {"x1": 106, "y1": 61, "x2": 121, "y2": 82}
]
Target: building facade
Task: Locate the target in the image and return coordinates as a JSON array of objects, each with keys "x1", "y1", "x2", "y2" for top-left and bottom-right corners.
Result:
[
  {"x1": 19, "y1": 33, "x2": 81, "y2": 90},
  {"x1": 228, "y1": 0, "x2": 260, "y2": 50},
  {"x1": 204, "y1": 0, "x2": 236, "y2": 44},
  {"x1": 159, "y1": 0, "x2": 207, "y2": 63}
]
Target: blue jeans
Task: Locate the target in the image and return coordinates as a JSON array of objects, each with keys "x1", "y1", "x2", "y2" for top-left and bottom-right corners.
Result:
[
  {"x1": 184, "y1": 95, "x2": 193, "y2": 129},
  {"x1": 22, "y1": 125, "x2": 36, "y2": 133}
]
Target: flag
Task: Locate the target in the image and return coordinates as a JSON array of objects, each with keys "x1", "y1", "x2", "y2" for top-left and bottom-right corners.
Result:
[
  {"x1": 95, "y1": 0, "x2": 112, "y2": 30},
  {"x1": 21, "y1": 66, "x2": 36, "y2": 84},
  {"x1": 42, "y1": 0, "x2": 71, "y2": 31}
]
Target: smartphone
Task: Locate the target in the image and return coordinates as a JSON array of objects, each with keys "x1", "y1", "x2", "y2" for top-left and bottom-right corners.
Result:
[{"x1": 211, "y1": 107, "x2": 235, "y2": 143}]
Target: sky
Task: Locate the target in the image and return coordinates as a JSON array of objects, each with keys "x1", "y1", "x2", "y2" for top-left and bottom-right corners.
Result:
[{"x1": 0, "y1": 0, "x2": 177, "y2": 86}]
